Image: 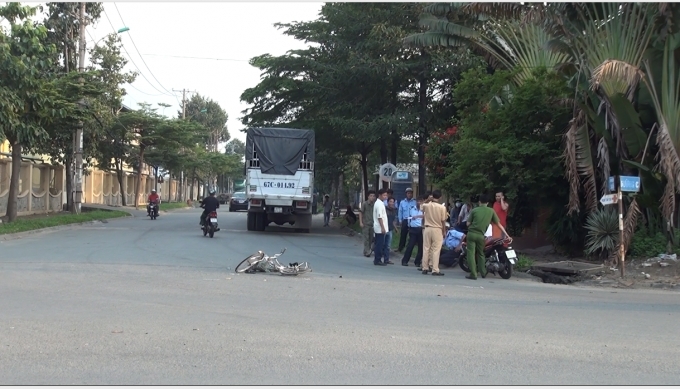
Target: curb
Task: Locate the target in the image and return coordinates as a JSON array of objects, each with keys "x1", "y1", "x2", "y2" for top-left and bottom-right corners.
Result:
[{"x1": 0, "y1": 212, "x2": 133, "y2": 242}]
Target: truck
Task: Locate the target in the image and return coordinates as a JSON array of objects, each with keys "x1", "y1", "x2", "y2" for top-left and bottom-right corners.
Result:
[{"x1": 244, "y1": 127, "x2": 315, "y2": 233}]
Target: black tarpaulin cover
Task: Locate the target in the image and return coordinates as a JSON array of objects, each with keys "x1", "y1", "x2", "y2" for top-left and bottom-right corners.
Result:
[{"x1": 245, "y1": 127, "x2": 315, "y2": 175}]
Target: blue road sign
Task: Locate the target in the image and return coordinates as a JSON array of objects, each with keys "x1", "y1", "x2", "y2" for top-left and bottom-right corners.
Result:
[{"x1": 609, "y1": 176, "x2": 640, "y2": 192}]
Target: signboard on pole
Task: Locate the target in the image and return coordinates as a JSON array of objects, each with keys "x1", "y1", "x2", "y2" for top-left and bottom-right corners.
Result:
[
  {"x1": 600, "y1": 194, "x2": 619, "y2": 206},
  {"x1": 609, "y1": 176, "x2": 640, "y2": 192},
  {"x1": 379, "y1": 163, "x2": 397, "y2": 183}
]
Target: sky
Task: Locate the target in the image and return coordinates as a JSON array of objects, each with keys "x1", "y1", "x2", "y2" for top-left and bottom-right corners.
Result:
[{"x1": 84, "y1": 2, "x2": 324, "y2": 148}]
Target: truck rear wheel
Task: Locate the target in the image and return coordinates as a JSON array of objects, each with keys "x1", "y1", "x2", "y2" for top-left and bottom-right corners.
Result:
[
  {"x1": 255, "y1": 212, "x2": 267, "y2": 231},
  {"x1": 247, "y1": 212, "x2": 255, "y2": 231}
]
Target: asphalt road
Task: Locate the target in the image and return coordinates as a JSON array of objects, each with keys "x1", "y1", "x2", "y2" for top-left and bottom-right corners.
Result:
[{"x1": 1, "y1": 208, "x2": 678, "y2": 385}]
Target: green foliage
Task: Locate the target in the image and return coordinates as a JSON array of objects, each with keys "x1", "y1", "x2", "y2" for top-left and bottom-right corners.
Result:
[
  {"x1": 628, "y1": 225, "x2": 680, "y2": 258},
  {"x1": 0, "y1": 209, "x2": 128, "y2": 235},
  {"x1": 546, "y1": 202, "x2": 588, "y2": 256},
  {"x1": 433, "y1": 67, "x2": 571, "y2": 235},
  {"x1": 584, "y1": 208, "x2": 619, "y2": 257},
  {"x1": 158, "y1": 202, "x2": 188, "y2": 211},
  {"x1": 514, "y1": 254, "x2": 534, "y2": 272},
  {"x1": 182, "y1": 93, "x2": 229, "y2": 148}
]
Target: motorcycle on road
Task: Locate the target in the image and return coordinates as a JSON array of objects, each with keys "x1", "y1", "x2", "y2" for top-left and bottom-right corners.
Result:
[
  {"x1": 202, "y1": 211, "x2": 219, "y2": 238},
  {"x1": 148, "y1": 202, "x2": 159, "y2": 220},
  {"x1": 459, "y1": 237, "x2": 517, "y2": 279}
]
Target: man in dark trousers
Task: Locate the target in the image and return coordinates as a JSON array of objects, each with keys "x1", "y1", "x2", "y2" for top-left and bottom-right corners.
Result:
[
  {"x1": 465, "y1": 193, "x2": 510, "y2": 280},
  {"x1": 397, "y1": 188, "x2": 416, "y2": 253},
  {"x1": 199, "y1": 190, "x2": 220, "y2": 228},
  {"x1": 401, "y1": 193, "x2": 425, "y2": 267},
  {"x1": 323, "y1": 194, "x2": 332, "y2": 227}
]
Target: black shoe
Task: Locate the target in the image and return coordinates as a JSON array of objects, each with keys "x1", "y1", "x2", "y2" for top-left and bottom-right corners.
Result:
[
  {"x1": 374, "y1": 262, "x2": 386, "y2": 266},
  {"x1": 385, "y1": 261, "x2": 394, "y2": 265},
  {"x1": 422, "y1": 269, "x2": 429, "y2": 274},
  {"x1": 432, "y1": 272, "x2": 444, "y2": 276},
  {"x1": 465, "y1": 275, "x2": 477, "y2": 280},
  {"x1": 481, "y1": 273, "x2": 487, "y2": 279},
  {"x1": 402, "y1": 262, "x2": 408, "y2": 266}
]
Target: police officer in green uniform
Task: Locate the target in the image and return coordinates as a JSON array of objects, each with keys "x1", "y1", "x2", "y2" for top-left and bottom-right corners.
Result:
[{"x1": 465, "y1": 193, "x2": 511, "y2": 280}]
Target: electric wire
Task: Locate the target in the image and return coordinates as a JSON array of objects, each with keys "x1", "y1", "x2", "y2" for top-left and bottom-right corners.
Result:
[
  {"x1": 112, "y1": 3, "x2": 177, "y2": 97},
  {"x1": 102, "y1": 9, "x2": 174, "y2": 97},
  {"x1": 142, "y1": 53, "x2": 249, "y2": 62}
]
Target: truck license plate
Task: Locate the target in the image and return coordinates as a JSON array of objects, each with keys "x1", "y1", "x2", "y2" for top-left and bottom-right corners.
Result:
[{"x1": 274, "y1": 207, "x2": 283, "y2": 213}]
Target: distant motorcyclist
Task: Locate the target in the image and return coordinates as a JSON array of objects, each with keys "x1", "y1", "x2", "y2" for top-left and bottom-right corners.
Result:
[
  {"x1": 199, "y1": 190, "x2": 220, "y2": 227},
  {"x1": 147, "y1": 189, "x2": 160, "y2": 216}
]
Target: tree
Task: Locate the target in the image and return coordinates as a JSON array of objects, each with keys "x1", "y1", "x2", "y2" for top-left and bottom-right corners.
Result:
[
  {"x1": 182, "y1": 94, "x2": 229, "y2": 152},
  {"x1": 224, "y1": 138, "x2": 245, "y2": 156},
  {"x1": 89, "y1": 34, "x2": 137, "y2": 206},
  {"x1": 116, "y1": 104, "x2": 164, "y2": 208},
  {"x1": 434, "y1": 67, "x2": 571, "y2": 236},
  {"x1": 42, "y1": 2, "x2": 105, "y2": 212},
  {"x1": 0, "y1": 3, "x2": 68, "y2": 222}
]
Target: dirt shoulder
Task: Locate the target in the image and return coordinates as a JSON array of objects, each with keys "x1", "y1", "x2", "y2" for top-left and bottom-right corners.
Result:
[{"x1": 519, "y1": 247, "x2": 679, "y2": 291}]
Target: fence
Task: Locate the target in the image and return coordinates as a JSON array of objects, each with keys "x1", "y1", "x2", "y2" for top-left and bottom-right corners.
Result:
[{"x1": 0, "y1": 158, "x2": 192, "y2": 216}]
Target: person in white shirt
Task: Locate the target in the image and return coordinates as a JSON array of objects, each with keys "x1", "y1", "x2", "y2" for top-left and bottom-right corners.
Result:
[{"x1": 372, "y1": 189, "x2": 391, "y2": 266}]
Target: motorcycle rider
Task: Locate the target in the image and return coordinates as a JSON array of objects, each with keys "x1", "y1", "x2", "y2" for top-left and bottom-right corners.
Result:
[
  {"x1": 199, "y1": 190, "x2": 220, "y2": 228},
  {"x1": 147, "y1": 189, "x2": 160, "y2": 216}
]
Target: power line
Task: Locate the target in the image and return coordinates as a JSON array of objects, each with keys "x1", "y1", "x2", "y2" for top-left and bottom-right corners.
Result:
[
  {"x1": 102, "y1": 9, "x2": 174, "y2": 97},
  {"x1": 87, "y1": 28, "x2": 174, "y2": 98},
  {"x1": 142, "y1": 53, "x2": 249, "y2": 62},
  {"x1": 112, "y1": 2, "x2": 176, "y2": 97}
]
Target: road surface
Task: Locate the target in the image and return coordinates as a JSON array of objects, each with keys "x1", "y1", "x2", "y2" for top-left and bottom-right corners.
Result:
[{"x1": 0, "y1": 208, "x2": 678, "y2": 385}]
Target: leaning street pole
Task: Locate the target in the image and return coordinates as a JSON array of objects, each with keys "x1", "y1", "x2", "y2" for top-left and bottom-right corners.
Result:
[
  {"x1": 74, "y1": 2, "x2": 87, "y2": 214},
  {"x1": 617, "y1": 175, "x2": 626, "y2": 278}
]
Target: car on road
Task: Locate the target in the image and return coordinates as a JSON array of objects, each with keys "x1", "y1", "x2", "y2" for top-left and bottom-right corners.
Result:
[
  {"x1": 229, "y1": 192, "x2": 248, "y2": 212},
  {"x1": 218, "y1": 193, "x2": 230, "y2": 204}
]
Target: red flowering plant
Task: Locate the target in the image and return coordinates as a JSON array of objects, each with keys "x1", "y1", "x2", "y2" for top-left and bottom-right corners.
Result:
[{"x1": 424, "y1": 124, "x2": 458, "y2": 183}]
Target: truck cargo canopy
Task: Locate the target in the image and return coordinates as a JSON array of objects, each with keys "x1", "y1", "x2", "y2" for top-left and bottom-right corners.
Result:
[{"x1": 246, "y1": 127, "x2": 315, "y2": 175}]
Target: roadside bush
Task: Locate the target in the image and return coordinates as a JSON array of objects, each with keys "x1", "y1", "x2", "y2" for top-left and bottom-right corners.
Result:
[
  {"x1": 584, "y1": 208, "x2": 619, "y2": 258},
  {"x1": 515, "y1": 254, "x2": 533, "y2": 272},
  {"x1": 628, "y1": 225, "x2": 680, "y2": 258}
]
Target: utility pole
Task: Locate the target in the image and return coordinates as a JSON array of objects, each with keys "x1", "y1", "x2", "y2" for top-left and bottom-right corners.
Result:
[{"x1": 73, "y1": 2, "x2": 87, "y2": 214}]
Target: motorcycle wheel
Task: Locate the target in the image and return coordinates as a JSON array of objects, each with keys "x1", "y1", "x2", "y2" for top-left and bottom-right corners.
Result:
[
  {"x1": 459, "y1": 258, "x2": 470, "y2": 273},
  {"x1": 209, "y1": 227, "x2": 215, "y2": 238},
  {"x1": 499, "y1": 263, "x2": 513, "y2": 279},
  {"x1": 203, "y1": 226, "x2": 208, "y2": 236}
]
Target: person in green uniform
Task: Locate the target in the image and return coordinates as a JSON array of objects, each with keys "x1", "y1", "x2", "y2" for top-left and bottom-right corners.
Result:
[{"x1": 465, "y1": 193, "x2": 511, "y2": 280}]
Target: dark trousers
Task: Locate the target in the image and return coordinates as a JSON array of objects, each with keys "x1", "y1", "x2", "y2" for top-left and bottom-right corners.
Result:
[
  {"x1": 200, "y1": 209, "x2": 209, "y2": 225},
  {"x1": 439, "y1": 248, "x2": 462, "y2": 267},
  {"x1": 374, "y1": 233, "x2": 386, "y2": 264},
  {"x1": 401, "y1": 227, "x2": 423, "y2": 266},
  {"x1": 324, "y1": 212, "x2": 331, "y2": 225},
  {"x1": 398, "y1": 219, "x2": 409, "y2": 251}
]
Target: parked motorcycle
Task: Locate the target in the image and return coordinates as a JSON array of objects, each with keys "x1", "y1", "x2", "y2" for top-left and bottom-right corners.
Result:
[
  {"x1": 202, "y1": 211, "x2": 219, "y2": 238},
  {"x1": 459, "y1": 237, "x2": 517, "y2": 279},
  {"x1": 148, "y1": 202, "x2": 159, "y2": 220}
]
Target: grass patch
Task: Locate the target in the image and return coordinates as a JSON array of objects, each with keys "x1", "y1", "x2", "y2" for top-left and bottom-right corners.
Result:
[
  {"x1": 159, "y1": 202, "x2": 188, "y2": 211},
  {"x1": 515, "y1": 254, "x2": 534, "y2": 272},
  {"x1": 0, "y1": 209, "x2": 129, "y2": 235}
]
